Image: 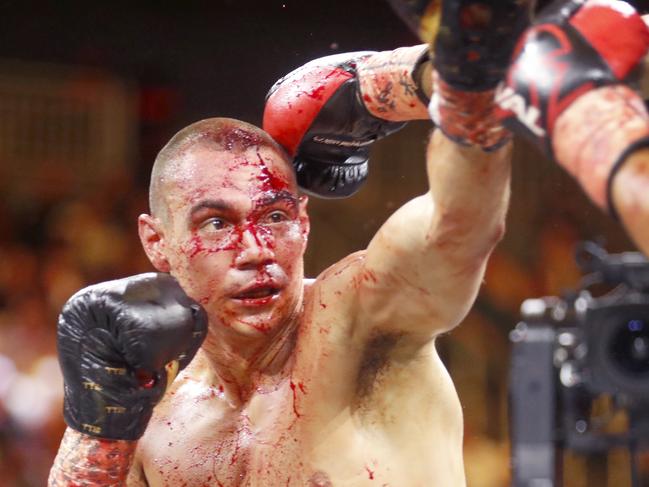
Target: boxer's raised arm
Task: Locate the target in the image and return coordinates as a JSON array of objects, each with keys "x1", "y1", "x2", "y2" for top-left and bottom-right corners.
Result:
[
  {"x1": 359, "y1": 134, "x2": 510, "y2": 341},
  {"x1": 262, "y1": 1, "x2": 531, "y2": 340},
  {"x1": 355, "y1": 0, "x2": 533, "y2": 342}
]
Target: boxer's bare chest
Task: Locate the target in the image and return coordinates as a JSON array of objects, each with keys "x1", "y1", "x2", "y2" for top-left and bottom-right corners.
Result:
[
  {"x1": 139, "y1": 376, "x2": 312, "y2": 486},
  {"x1": 136, "y1": 313, "x2": 353, "y2": 486},
  {"x1": 133, "y1": 262, "x2": 466, "y2": 486},
  {"x1": 135, "y1": 343, "x2": 464, "y2": 487}
]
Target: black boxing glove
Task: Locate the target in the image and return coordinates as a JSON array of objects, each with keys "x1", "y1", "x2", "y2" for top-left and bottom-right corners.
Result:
[
  {"x1": 263, "y1": 51, "x2": 422, "y2": 198},
  {"x1": 432, "y1": 0, "x2": 534, "y2": 91},
  {"x1": 496, "y1": 0, "x2": 649, "y2": 211},
  {"x1": 57, "y1": 273, "x2": 207, "y2": 441}
]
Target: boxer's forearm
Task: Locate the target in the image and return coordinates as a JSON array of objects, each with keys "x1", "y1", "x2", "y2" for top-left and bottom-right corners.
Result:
[
  {"x1": 360, "y1": 129, "x2": 510, "y2": 336},
  {"x1": 425, "y1": 130, "x2": 511, "y2": 261},
  {"x1": 611, "y1": 148, "x2": 649, "y2": 255},
  {"x1": 48, "y1": 427, "x2": 137, "y2": 487}
]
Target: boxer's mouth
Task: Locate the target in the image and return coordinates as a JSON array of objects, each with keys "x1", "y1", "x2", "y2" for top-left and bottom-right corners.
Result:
[
  {"x1": 232, "y1": 285, "x2": 281, "y2": 303},
  {"x1": 234, "y1": 287, "x2": 279, "y2": 299}
]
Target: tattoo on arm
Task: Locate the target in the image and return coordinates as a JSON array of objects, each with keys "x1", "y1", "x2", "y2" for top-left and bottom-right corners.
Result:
[
  {"x1": 357, "y1": 45, "x2": 431, "y2": 121},
  {"x1": 48, "y1": 427, "x2": 138, "y2": 487}
]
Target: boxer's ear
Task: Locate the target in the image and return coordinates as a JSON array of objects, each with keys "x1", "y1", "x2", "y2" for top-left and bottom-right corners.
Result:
[
  {"x1": 298, "y1": 195, "x2": 310, "y2": 247},
  {"x1": 138, "y1": 214, "x2": 171, "y2": 272}
]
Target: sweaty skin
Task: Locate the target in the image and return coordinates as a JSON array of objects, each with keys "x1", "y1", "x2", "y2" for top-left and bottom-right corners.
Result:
[{"x1": 49, "y1": 99, "x2": 510, "y2": 485}]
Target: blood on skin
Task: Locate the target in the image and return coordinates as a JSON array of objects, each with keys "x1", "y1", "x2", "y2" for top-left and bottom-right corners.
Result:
[
  {"x1": 183, "y1": 151, "x2": 291, "y2": 263},
  {"x1": 186, "y1": 212, "x2": 275, "y2": 261},
  {"x1": 289, "y1": 380, "x2": 302, "y2": 418},
  {"x1": 255, "y1": 151, "x2": 290, "y2": 194},
  {"x1": 362, "y1": 269, "x2": 378, "y2": 284},
  {"x1": 366, "y1": 466, "x2": 375, "y2": 480}
]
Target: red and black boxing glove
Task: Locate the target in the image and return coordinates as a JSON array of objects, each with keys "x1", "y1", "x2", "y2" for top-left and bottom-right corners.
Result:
[
  {"x1": 263, "y1": 48, "x2": 429, "y2": 198},
  {"x1": 497, "y1": 0, "x2": 649, "y2": 212}
]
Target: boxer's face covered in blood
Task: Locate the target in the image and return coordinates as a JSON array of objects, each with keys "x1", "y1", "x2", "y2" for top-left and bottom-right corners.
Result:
[{"x1": 148, "y1": 124, "x2": 309, "y2": 338}]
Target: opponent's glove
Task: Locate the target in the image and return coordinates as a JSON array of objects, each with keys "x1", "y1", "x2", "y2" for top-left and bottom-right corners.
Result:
[
  {"x1": 496, "y1": 0, "x2": 649, "y2": 212},
  {"x1": 263, "y1": 46, "x2": 429, "y2": 198},
  {"x1": 57, "y1": 273, "x2": 207, "y2": 441},
  {"x1": 405, "y1": 0, "x2": 534, "y2": 150}
]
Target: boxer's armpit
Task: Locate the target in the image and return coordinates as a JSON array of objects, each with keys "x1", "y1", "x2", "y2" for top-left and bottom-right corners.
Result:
[{"x1": 48, "y1": 427, "x2": 138, "y2": 486}]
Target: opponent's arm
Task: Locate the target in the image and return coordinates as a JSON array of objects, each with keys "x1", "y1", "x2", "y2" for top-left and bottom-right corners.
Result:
[
  {"x1": 587, "y1": 12, "x2": 649, "y2": 255},
  {"x1": 48, "y1": 274, "x2": 206, "y2": 486},
  {"x1": 497, "y1": 0, "x2": 649, "y2": 254}
]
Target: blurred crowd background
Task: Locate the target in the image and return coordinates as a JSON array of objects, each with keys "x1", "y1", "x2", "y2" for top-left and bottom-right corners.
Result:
[{"x1": 0, "y1": 1, "x2": 647, "y2": 486}]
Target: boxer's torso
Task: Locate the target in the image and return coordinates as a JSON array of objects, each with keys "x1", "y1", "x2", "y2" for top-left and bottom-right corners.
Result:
[{"x1": 130, "y1": 252, "x2": 466, "y2": 486}]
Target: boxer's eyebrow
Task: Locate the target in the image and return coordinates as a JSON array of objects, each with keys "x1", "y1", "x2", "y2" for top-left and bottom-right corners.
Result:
[
  {"x1": 189, "y1": 199, "x2": 232, "y2": 217},
  {"x1": 256, "y1": 191, "x2": 297, "y2": 207}
]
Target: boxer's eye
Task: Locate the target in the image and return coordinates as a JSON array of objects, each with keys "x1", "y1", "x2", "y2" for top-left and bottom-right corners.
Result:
[
  {"x1": 266, "y1": 211, "x2": 289, "y2": 224},
  {"x1": 201, "y1": 218, "x2": 227, "y2": 231}
]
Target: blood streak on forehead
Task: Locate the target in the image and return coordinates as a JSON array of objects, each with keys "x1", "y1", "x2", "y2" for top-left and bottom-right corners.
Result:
[
  {"x1": 213, "y1": 124, "x2": 294, "y2": 193},
  {"x1": 254, "y1": 150, "x2": 292, "y2": 197}
]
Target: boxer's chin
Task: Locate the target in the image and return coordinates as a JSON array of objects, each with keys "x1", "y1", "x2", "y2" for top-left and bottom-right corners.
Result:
[
  {"x1": 215, "y1": 303, "x2": 287, "y2": 338},
  {"x1": 228, "y1": 315, "x2": 279, "y2": 337}
]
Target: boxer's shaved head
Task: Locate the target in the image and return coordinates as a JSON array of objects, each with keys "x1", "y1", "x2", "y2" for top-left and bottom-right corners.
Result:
[{"x1": 149, "y1": 117, "x2": 291, "y2": 223}]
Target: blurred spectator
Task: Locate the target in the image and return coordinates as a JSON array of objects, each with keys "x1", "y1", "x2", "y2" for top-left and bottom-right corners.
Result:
[{"x1": 0, "y1": 161, "x2": 151, "y2": 485}]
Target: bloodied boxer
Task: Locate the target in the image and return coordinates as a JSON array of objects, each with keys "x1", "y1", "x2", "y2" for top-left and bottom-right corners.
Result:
[{"x1": 47, "y1": 1, "x2": 531, "y2": 485}]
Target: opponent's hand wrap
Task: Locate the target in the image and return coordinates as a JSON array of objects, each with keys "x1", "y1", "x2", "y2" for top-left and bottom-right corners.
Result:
[
  {"x1": 426, "y1": 0, "x2": 534, "y2": 150},
  {"x1": 263, "y1": 47, "x2": 429, "y2": 198},
  {"x1": 496, "y1": 0, "x2": 649, "y2": 212},
  {"x1": 57, "y1": 273, "x2": 207, "y2": 441}
]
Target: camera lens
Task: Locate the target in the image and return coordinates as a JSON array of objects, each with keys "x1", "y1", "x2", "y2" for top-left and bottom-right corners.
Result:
[{"x1": 609, "y1": 319, "x2": 649, "y2": 375}]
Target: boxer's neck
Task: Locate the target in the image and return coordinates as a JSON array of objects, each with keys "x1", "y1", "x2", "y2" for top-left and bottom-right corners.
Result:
[{"x1": 200, "y1": 306, "x2": 301, "y2": 405}]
